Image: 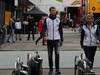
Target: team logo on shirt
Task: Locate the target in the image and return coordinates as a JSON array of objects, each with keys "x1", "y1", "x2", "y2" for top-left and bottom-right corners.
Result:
[
  {"x1": 94, "y1": 27, "x2": 95, "y2": 29},
  {"x1": 56, "y1": 19, "x2": 58, "y2": 22}
]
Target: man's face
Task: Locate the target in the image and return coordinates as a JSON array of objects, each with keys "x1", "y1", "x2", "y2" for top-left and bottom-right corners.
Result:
[
  {"x1": 50, "y1": 8, "x2": 56, "y2": 15},
  {"x1": 42, "y1": 17, "x2": 45, "y2": 20},
  {"x1": 29, "y1": 16, "x2": 31, "y2": 19},
  {"x1": 17, "y1": 18, "x2": 20, "y2": 21},
  {"x1": 13, "y1": 16, "x2": 15, "y2": 19}
]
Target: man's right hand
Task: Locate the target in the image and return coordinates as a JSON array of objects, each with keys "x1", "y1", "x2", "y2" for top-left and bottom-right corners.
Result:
[
  {"x1": 44, "y1": 37, "x2": 47, "y2": 41},
  {"x1": 81, "y1": 45, "x2": 83, "y2": 49},
  {"x1": 97, "y1": 40, "x2": 100, "y2": 44}
]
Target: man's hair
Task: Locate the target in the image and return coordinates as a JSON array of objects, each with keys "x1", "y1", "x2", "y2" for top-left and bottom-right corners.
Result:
[
  {"x1": 49, "y1": 6, "x2": 56, "y2": 11},
  {"x1": 11, "y1": 15, "x2": 14, "y2": 18},
  {"x1": 28, "y1": 15, "x2": 31, "y2": 17}
]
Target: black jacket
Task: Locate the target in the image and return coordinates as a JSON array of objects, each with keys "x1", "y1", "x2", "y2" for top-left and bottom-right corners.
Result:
[
  {"x1": 9, "y1": 19, "x2": 15, "y2": 29},
  {"x1": 28, "y1": 18, "x2": 35, "y2": 30}
]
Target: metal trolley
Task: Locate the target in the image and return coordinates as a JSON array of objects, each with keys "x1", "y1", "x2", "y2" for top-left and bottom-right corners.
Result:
[
  {"x1": 74, "y1": 53, "x2": 100, "y2": 75},
  {"x1": 12, "y1": 51, "x2": 43, "y2": 75}
]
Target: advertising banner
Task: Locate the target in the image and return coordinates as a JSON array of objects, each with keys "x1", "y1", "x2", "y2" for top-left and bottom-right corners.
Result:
[
  {"x1": 89, "y1": 0, "x2": 100, "y2": 13},
  {"x1": 63, "y1": 0, "x2": 81, "y2": 7},
  {"x1": 5, "y1": 11, "x2": 11, "y2": 26}
]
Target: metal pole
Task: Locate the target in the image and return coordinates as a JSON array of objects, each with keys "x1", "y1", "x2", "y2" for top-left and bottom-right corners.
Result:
[
  {"x1": 14, "y1": 10, "x2": 16, "y2": 19},
  {"x1": 84, "y1": 0, "x2": 86, "y2": 15},
  {"x1": 85, "y1": 0, "x2": 88, "y2": 15},
  {"x1": 0, "y1": 34, "x2": 1, "y2": 49},
  {"x1": 98, "y1": 0, "x2": 100, "y2": 3},
  {"x1": 0, "y1": 2, "x2": 1, "y2": 49},
  {"x1": 88, "y1": 0, "x2": 89, "y2": 14}
]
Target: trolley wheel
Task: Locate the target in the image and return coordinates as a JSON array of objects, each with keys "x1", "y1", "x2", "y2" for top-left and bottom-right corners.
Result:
[
  {"x1": 15, "y1": 61, "x2": 19, "y2": 70},
  {"x1": 27, "y1": 53, "x2": 30, "y2": 62},
  {"x1": 40, "y1": 67, "x2": 43, "y2": 75},
  {"x1": 81, "y1": 53, "x2": 83, "y2": 59},
  {"x1": 78, "y1": 61, "x2": 85, "y2": 75},
  {"x1": 27, "y1": 53, "x2": 31, "y2": 65},
  {"x1": 74, "y1": 56, "x2": 78, "y2": 75},
  {"x1": 12, "y1": 70, "x2": 15, "y2": 75},
  {"x1": 17, "y1": 56, "x2": 20, "y2": 64}
]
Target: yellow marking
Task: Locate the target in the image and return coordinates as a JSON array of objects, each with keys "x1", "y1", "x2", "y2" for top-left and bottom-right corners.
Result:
[{"x1": 71, "y1": 1, "x2": 81, "y2": 5}]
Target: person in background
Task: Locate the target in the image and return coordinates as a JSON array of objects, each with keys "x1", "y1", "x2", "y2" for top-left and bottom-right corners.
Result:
[
  {"x1": 15, "y1": 18, "x2": 22, "y2": 41},
  {"x1": 35, "y1": 16, "x2": 46, "y2": 45},
  {"x1": 71, "y1": 16, "x2": 76, "y2": 32},
  {"x1": 7, "y1": 15, "x2": 15, "y2": 43},
  {"x1": 66, "y1": 18, "x2": 70, "y2": 29},
  {"x1": 70, "y1": 18, "x2": 73, "y2": 28},
  {"x1": 27, "y1": 15, "x2": 35, "y2": 40},
  {"x1": 62, "y1": 18, "x2": 66, "y2": 28},
  {"x1": 43, "y1": 6, "x2": 63, "y2": 74},
  {"x1": 79, "y1": 17, "x2": 84, "y2": 33},
  {"x1": 80, "y1": 13, "x2": 100, "y2": 72}
]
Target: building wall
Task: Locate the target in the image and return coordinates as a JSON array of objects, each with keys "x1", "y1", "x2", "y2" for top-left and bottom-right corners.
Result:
[
  {"x1": 0, "y1": 0, "x2": 14, "y2": 12},
  {"x1": 0, "y1": 1, "x2": 6, "y2": 45},
  {"x1": 15, "y1": 0, "x2": 29, "y2": 21},
  {"x1": 0, "y1": 0, "x2": 29, "y2": 45},
  {"x1": 29, "y1": 0, "x2": 64, "y2": 15}
]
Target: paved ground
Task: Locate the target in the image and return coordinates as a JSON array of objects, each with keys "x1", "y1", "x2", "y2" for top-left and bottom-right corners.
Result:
[
  {"x1": 1, "y1": 68, "x2": 100, "y2": 75},
  {"x1": 0, "y1": 69, "x2": 74, "y2": 75},
  {"x1": 0, "y1": 28, "x2": 100, "y2": 75},
  {"x1": 0, "y1": 50, "x2": 100, "y2": 69},
  {"x1": 1, "y1": 28, "x2": 81, "y2": 50}
]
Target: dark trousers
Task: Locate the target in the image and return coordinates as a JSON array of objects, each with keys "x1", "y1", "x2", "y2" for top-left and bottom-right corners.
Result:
[
  {"x1": 83, "y1": 46, "x2": 97, "y2": 68},
  {"x1": 47, "y1": 40, "x2": 60, "y2": 71},
  {"x1": 27, "y1": 29, "x2": 34, "y2": 40},
  {"x1": 35, "y1": 33, "x2": 45, "y2": 44}
]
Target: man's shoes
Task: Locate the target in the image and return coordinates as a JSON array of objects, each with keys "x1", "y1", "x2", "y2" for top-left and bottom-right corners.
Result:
[
  {"x1": 56, "y1": 69, "x2": 61, "y2": 74},
  {"x1": 13, "y1": 41, "x2": 15, "y2": 43},
  {"x1": 27, "y1": 39, "x2": 29, "y2": 41},
  {"x1": 90, "y1": 68, "x2": 95, "y2": 73},
  {"x1": 19, "y1": 38, "x2": 22, "y2": 41},
  {"x1": 42, "y1": 44, "x2": 46, "y2": 45},
  {"x1": 7, "y1": 41, "x2": 10, "y2": 43},
  {"x1": 35, "y1": 41, "x2": 37, "y2": 45},
  {"x1": 48, "y1": 69, "x2": 53, "y2": 74},
  {"x1": 71, "y1": 29, "x2": 73, "y2": 31},
  {"x1": 56, "y1": 71, "x2": 61, "y2": 74}
]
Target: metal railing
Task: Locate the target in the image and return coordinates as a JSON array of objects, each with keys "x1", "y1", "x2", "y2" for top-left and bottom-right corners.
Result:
[
  {"x1": 0, "y1": 1, "x2": 5, "y2": 47},
  {"x1": 94, "y1": 16, "x2": 100, "y2": 24}
]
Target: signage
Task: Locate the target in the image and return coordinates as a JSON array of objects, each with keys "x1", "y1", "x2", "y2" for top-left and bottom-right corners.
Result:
[
  {"x1": 5, "y1": 11, "x2": 11, "y2": 26},
  {"x1": 15, "y1": 0, "x2": 18, "y2": 6},
  {"x1": 63, "y1": 0, "x2": 81, "y2": 7},
  {"x1": 89, "y1": 0, "x2": 100, "y2": 13}
]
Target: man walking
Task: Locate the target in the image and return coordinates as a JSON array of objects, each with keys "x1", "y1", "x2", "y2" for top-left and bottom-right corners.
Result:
[
  {"x1": 7, "y1": 15, "x2": 15, "y2": 43},
  {"x1": 35, "y1": 16, "x2": 45, "y2": 45},
  {"x1": 42, "y1": 6, "x2": 63, "y2": 74}
]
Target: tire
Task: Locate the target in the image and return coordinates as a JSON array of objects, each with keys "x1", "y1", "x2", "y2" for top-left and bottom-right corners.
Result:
[{"x1": 12, "y1": 70, "x2": 15, "y2": 75}]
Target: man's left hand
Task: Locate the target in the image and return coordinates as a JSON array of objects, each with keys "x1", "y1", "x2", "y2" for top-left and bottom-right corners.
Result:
[
  {"x1": 97, "y1": 40, "x2": 100, "y2": 44},
  {"x1": 60, "y1": 41, "x2": 63, "y2": 46}
]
